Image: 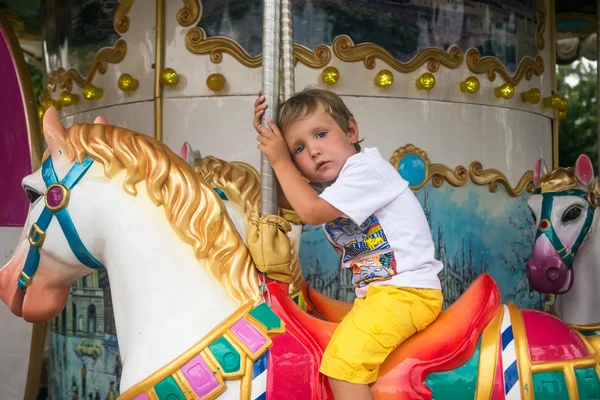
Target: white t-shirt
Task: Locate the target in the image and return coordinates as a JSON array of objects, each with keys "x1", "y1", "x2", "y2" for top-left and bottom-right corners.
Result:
[{"x1": 318, "y1": 147, "x2": 443, "y2": 297}]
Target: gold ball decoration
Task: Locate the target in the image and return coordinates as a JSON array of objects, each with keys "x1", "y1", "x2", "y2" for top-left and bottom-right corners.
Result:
[
  {"x1": 543, "y1": 93, "x2": 562, "y2": 109},
  {"x1": 543, "y1": 93, "x2": 568, "y2": 119},
  {"x1": 321, "y1": 66, "x2": 340, "y2": 85},
  {"x1": 160, "y1": 68, "x2": 180, "y2": 86},
  {"x1": 375, "y1": 70, "x2": 394, "y2": 88},
  {"x1": 459, "y1": 76, "x2": 480, "y2": 94},
  {"x1": 416, "y1": 73, "x2": 436, "y2": 91},
  {"x1": 59, "y1": 91, "x2": 79, "y2": 107},
  {"x1": 494, "y1": 83, "x2": 514, "y2": 99},
  {"x1": 38, "y1": 106, "x2": 44, "y2": 119},
  {"x1": 206, "y1": 73, "x2": 226, "y2": 92},
  {"x1": 118, "y1": 73, "x2": 139, "y2": 91},
  {"x1": 83, "y1": 84, "x2": 103, "y2": 101},
  {"x1": 521, "y1": 88, "x2": 541, "y2": 104}
]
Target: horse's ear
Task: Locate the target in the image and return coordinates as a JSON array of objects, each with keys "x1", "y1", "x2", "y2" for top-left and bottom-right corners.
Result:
[
  {"x1": 43, "y1": 106, "x2": 72, "y2": 160},
  {"x1": 179, "y1": 142, "x2": 190, "y2": 160},
  {"x1": 533, "y1": 158, "x2": 550, "y2": 187},
  {"x1": 533, "y1": 159, "x2": 543, "y2": 187},
  {"x1": 179, "y1": 142, "x2": 201, "y2": 167},
  {"x1": 575, "y1": 154, "x2": 595, "y2": 186},
  {"x1": 93, "y1": 116, "x2": 108, "y2": 125}
]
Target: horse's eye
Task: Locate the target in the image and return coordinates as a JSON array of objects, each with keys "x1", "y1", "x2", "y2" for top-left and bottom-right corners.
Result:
[
  {"x1": 24, "y1": 187, "x2": 42, "y2": 204},
  {"x1": 562, "y1": 206, "x2": 582, "y2": 223}
]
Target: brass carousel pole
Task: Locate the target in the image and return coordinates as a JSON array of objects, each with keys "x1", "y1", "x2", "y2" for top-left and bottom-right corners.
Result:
[{"x1": 260, "y1": 0, "x2": 282, "y2": 216}]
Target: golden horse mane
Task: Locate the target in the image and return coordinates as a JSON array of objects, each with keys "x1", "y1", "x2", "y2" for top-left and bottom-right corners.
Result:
[
  {"x1": 57, "y1": 123, "x2": 262, "y2": 304},
  {"x1": 195, "y1": 156, "x2": 304, "y2": 295}
]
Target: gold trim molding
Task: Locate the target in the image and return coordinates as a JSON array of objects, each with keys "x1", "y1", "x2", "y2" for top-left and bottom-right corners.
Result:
[
  {"x1": 185, "y1": 28, "x2": 330, "y2": 69},
  {"x1": 178, "y1": 0, "x2": 202, "y2": 27},
  {"x1": 42, "y1": 40, "x2": 127, "y2": 102},
  {"x1": 332, "y1": 35, "x2": 463, "y2": 73},
  {"x1": 114, "y1": 0, "x2": 134, "y2": 34},
  {"x1": 390, "y1": 144, "x2": 534, "y2": 197},
  {"x1": 470, "y1": 162, "x2": 535, "y2": 196},
  {"x1": 180, "y1": 0, "x2": 545, "y2": 84},
  {"x1": 536, "y1": 0, "x2": 547, "y2": 51},
  {"x1": 42, "y1": 0, "x2": 133, "y2": 104},
  {"x1": 466, "y1": 49, "x2": 544, "y2": 86},
  {"x1": 390, "y1": 144, "x2": 468, "y2": 191}
]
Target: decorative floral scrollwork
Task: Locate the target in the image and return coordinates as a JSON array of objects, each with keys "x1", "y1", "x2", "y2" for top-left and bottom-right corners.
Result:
[
  {"x1": 469, "y1": 162, "x2": 535, "y2": 196},
  {"x1": 536, "y1": 0, "x2": 546, "y2": 51},
  {"x1": 332, "y1": 35, "x2": 463, "y2": 73},
  {"x1": 186, "y1": 28, "x2": 261, "y2": 66},
  {"x1": 391, "y1": 145, "x2": 534, "y2": 197},
  {"x1": 466, "y1": 49, "x2": 544, "y2": 86},
  {"x1": 429, "y1": 165, "x2": 469, "y2": 189},
  {"x1": 43, "y1": 40, "x2": 127, "y2": 98},
  {"x1": 42, "y1": 0, "x2": 133, "y2": 105},
  {"x1": 178, "y1": 0, "x2": 202, "y2": 27},
  {"x1": 390, "y1": 144, "x2": 468, "y2": 191},
  {"x1": 114, "y1": 0, "x2": 134, "y2": 34},
  {"x1": 185, "y1": 28, "x2": 331, "y2": 69}
]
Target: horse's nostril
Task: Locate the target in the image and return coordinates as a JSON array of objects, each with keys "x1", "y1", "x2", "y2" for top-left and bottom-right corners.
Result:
[{"x1": 547, "y1": 267, "x2": 560, "y2": 281}]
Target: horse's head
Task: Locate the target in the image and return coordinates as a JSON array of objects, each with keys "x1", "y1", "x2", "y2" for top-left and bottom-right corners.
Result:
[
  {"x1": 526, "y1": 155, "x2": 600, "y2": 294},
  {"x1": 0, "y1": 108, "x2": 107, "y2": 322}
]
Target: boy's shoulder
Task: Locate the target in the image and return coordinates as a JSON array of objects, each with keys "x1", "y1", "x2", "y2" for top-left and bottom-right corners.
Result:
[{"x1": 343, "y1": 147, "x2": 407, "y2": 185}]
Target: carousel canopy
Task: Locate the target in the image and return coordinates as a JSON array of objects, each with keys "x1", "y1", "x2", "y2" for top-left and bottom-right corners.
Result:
[{"x1": 0, "y1": 0, "x2": 598, "y2": 70}]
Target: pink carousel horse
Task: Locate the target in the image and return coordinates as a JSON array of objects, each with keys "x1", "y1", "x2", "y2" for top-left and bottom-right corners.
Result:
[{"x1": 527, "y1": 155, "x2": 600, "y2": 341}]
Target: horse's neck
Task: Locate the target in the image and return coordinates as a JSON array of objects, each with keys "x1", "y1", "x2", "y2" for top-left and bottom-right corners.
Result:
[
  {"x1": 556, "y1": 215, "x2": 600, "y2": 325},
  {"x1": 100, "y1": 182, "x2": 240, "y2": 392}
]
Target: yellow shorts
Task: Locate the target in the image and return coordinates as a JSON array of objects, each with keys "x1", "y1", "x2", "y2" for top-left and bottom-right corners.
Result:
[{"x1": 319, "y1": 285, "x2": 443, "y2": 384}]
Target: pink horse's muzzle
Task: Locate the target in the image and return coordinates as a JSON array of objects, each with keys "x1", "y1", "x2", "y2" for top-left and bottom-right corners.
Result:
[{"x1": 526, "y1": 238, "x2": 570, "y2": 294}]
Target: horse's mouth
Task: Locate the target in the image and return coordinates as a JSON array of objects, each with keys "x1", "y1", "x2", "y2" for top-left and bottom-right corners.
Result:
[
  {"x1": 0, "y1": 254, "x2": 26, "y2": 317},
  {"x1": 0, "y1": 244, "x2": 71, "y2": 322}
]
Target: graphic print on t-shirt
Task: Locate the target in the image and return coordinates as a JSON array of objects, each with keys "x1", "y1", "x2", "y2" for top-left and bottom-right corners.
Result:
[
  {"x1": 323, "y1": 215, "x2": 391, "y2": 263},
  {"x1": 351, "y1": 251, "x2": 397, "y2": 287}
]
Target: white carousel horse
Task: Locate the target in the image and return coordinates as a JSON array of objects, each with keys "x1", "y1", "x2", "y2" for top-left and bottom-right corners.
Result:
[
  {"x1": 527, "y1": 155, "x2": 600, "y2": 328},
  {"x1": 3, "y1": 108, "x2": 600, "y2": 399}
]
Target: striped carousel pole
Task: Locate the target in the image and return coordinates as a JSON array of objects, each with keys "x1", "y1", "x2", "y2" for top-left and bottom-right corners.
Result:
[{"x1": 260, "y1": 0, "x2": 282, "y2": 216}]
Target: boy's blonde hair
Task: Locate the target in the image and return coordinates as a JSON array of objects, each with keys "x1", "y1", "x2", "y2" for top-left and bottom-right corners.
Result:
[{"x1": 279, "y1": 88, "x2": 361, "y2": 152}]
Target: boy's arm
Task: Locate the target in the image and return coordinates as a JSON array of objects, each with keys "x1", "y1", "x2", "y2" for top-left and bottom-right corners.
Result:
[
  {"x1": 277, "y1": 185, "x2": 294, "y2": 210},
  {"x1": 273, "y1": 162, "x2": 341, "y2": 225},
  {"x1": 255, "y1": 118, "x2": 342, "y2": 225}
]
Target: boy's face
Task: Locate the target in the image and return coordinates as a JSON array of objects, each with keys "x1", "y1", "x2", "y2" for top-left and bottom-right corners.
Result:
[{"x1": 284, "y1": 105, "x2": 359, "y2": 183}]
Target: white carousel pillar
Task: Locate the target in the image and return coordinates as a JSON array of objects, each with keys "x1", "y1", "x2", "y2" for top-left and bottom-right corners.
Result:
[{"x1": 260, "y1": 0, "x2": 282, "y2": 216}]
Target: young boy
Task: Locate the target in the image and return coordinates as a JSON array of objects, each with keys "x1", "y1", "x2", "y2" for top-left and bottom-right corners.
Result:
[{"x1": 253, "y1": 88, "x2": 443, "y2": 399}]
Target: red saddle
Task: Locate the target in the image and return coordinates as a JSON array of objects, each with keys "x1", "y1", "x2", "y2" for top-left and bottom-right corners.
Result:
[{"x1": 269, "y1": 273, "x2": 502, "y2": 399}]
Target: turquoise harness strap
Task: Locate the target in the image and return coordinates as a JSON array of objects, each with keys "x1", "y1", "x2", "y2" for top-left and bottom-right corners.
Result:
[
  {"x1": 19, "y1": 156, "x2": 104, "y2": 290},
  {"x1": 535, "y1": 189, "x2": 595, "y2": 269}
]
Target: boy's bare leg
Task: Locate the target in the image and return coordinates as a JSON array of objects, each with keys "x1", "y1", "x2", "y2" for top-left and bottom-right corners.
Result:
[{"x1": 328, "y1": 378, "x2": 374, "y2": 400}]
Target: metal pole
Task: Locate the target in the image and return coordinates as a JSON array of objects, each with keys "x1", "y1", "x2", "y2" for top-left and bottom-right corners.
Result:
[
  {"x1": 281, "y1": 0, "x2": 295, "y2": 101},
  {"x1": 260, "y1": 0, "x2": 281, "y2": 216},
  {"x1": 597, "y1": 0, "x2": 600, "y2": 174}
]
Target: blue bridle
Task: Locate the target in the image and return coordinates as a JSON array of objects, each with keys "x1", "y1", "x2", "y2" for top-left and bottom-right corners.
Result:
[
  {"x1": 19, "y1": 156, "x2": 105, "y2": 290},
  {"x1": 533, "y1": 188, "x2": 597, "y2": 269}
]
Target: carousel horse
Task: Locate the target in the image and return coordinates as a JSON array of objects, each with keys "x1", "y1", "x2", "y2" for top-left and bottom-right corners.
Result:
[
  {"x1": 1, "y1": 108, "x2": 599, "y2": 400},
  {"x1": 178, "y1": 143, "x2": 304, "y2": 298},
  {"x1": 527, "y1": 155, "x2": 600, "y2": 340}
]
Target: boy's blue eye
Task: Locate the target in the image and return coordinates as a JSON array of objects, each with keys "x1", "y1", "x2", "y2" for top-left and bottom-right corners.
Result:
[
  {"x1": 295, "y1": 144, "x2": 305, "y2": 153},
  {"x1": 316, "y1": 131, "x2": 327, "y2": 138}
]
